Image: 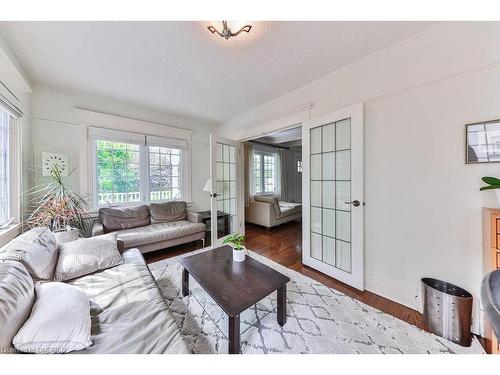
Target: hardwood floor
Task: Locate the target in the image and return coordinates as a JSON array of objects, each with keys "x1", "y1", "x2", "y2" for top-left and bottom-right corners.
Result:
[{"x1": 144, "y1": 220, "x2": 427, "y2": 331}]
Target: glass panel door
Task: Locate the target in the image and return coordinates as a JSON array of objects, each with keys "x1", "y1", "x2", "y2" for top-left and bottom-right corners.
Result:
[
  {"x1": 310, "y1": 119, "x2": 352, "y2": 272},
  {"x1": 302, "y1": 103, "x2": 364, "y2": 290},
  {"x1": 210, "y1": 135, "x2": 241, "y2": 246}
]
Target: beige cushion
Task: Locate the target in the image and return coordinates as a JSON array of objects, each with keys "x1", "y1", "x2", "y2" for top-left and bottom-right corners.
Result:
[
  {"x1": 149, "y1": 201, "x2": 187, "y2": 223},
  {"x1": 99, "y1": 205, "x2": 150, "y2": 232},
  {"x1": 13, "y1": 282, "x2": 92, "y2": 353},
  {"x1": 54, "y1": 233, "x2": 123, "y2": 281},
  {"x1": 0, "y1": 227, "x2": 58, "y2": 281},
  {"x1": 117, "y1": 221, "x2": 206, "y2": 248},
  {"x1": 254, "y1": 195, "x2": 281, "y2": 215},
  {"x1": 0, "y1": 261, "x2": 35, "y2": 352}
]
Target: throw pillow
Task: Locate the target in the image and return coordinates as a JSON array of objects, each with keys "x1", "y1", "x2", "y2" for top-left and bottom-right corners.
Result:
[
  {"x1": 0, "y1": 227, "x2": 58, "y2": 281},
  {"x1": 13, "y1": 282, "x2": 92, "y2": 353},
  {"x1": 54, "y1": 233, "x2": 123, "y2": 281}
]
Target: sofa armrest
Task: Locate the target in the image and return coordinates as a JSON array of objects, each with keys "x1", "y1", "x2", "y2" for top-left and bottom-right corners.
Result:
[
  {"x1": 92, "y1": 221, "x2": 104, "y2": 237},
  {"x1": 187, "y1": 210, "x2": 202, "y2": 223},
  {"x1": 245, "y1": 201, "x2": 274, "y2": 227}
]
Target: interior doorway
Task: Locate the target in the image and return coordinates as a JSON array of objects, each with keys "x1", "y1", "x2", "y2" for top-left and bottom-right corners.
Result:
[{"x1": 242, "y1": 126, "x2": 303, "y2": 262}]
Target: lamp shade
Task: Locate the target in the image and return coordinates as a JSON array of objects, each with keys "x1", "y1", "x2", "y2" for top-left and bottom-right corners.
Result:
[{"x1": 203, "y1": 179, "x2": 212, "y2": 193}]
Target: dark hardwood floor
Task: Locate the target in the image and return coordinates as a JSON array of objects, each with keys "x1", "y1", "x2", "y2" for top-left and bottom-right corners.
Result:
[{"x1": 144, "y1": 220, "x2": 427, "y2": 331}]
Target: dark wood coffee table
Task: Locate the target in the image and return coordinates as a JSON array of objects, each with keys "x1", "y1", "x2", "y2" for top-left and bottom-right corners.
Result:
[{"x1": 179, "y1": 246, "x2": 290, "y2": 354}]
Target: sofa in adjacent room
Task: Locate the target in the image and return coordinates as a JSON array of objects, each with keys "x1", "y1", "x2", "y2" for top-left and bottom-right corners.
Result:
[
  {"x1": 245, "y1": 195, "x2": 302, "y2": 228},
  {"x1": 92, "y1": 201, "x2": 206, "y2": 253},
  {"x1": 0, "y1": 227, "x2": 189, "y2": 354}
]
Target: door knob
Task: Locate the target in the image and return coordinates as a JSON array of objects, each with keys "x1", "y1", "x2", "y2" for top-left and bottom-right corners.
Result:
[
  {"x1": 345, "y1": 200, "x2": 360, "y2": 207},
  {"x1": 211, "y1": 193, "x2": 218, "y2": 198}
]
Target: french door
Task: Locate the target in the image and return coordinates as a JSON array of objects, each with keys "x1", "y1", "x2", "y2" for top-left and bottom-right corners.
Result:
[
  {"x1": 209, "y1": 135, "x2": 242, "y2": 246},
  {"x1": 302, "y1": 102, "x2": 364, "y2": 290}
]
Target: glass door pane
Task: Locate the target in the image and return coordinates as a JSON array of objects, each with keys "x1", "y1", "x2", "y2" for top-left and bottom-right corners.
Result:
[
  {"x1": 310, "y1": 119, "x2": 352, "y2": 273},
  {"x1": 215, "y1": 142, "x2": 237, "y2": 241}
]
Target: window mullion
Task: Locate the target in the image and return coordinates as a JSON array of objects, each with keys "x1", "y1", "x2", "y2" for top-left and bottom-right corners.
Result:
[{"x1": 141, "y1": 144, "x2": 150, "y2": 203}]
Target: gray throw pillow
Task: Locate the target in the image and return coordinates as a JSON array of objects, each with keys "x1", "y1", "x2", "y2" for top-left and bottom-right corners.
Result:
[
  {"x1": 150, "y1": 201, "x2": 187, "y2": 223},
  {"x1": 54, "y1": 233, "x2": 123, "y2": 281},
  {"x1": 13, "y1": 282, "x2": 92, "y2": 353},
  {"x1": 0, "y1": 227, "x2": 58, "y2": 281}
]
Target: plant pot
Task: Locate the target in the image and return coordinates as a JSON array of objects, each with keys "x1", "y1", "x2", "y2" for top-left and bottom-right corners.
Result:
[
  {"x1": 52, "y1": 228, "x2": 79, "y2": 245},
  {"x1": 232, "y1": 247, "x2": 246, "y2": 262}
]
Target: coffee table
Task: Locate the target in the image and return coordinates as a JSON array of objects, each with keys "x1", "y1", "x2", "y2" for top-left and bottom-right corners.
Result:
[{"x1": 179, "y1": 246, "x2": 290, "y2": 354}]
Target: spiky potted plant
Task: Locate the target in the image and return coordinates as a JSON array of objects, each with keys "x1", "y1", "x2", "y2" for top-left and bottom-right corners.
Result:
[
  {"x1": 480, "y1": 176, "x2": 500, "y2": 205},
  {"x1": 24, "y1": 165, "x2": 92, "y2": 241},
  {"x1": 222, "y1": 232, "x2": 246, "y2": 262}
]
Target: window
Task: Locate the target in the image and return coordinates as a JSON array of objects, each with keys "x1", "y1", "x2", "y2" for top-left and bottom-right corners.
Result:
[
  {"x1": 96, "y1": 140, "x2": 141, "y2": 205},
  {"x1": 0, "y1": 108, "x2": 10, "y2": 226},
  {"x1": 253, "y1": 151, "x2": 277, "y2": 194},
  {"x1": 92, "y1": 128, "x2": 188, "y2": 207},
  {"x1": 149, "y1": 146, "x2": 182, "y2": 201}
]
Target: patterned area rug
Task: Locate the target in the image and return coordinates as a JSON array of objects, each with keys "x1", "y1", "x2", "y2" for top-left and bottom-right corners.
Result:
[{"x1": 148, "y1": 249, "x2": 484, "y2": 354}]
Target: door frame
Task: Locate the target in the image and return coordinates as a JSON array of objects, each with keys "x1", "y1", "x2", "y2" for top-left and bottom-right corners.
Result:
[
  {"x1": 302, "y1": 102, "x2": 365, "y2": 290},
  {"x1": 209, "y1": 134, "x2": 244, "y2": 246}
]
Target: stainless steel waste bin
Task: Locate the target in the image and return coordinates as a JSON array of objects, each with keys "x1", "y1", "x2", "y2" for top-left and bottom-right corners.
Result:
[{"x1": 421, "y1": 278, "x2": 473, "y2": 347}]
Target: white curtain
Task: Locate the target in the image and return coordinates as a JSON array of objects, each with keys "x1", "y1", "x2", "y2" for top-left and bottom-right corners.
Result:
[{"x1": 0, "y1": 109, "x2": 10, "y2": 226}]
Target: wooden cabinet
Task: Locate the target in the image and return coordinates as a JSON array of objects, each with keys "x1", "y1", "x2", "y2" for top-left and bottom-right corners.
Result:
[{"x1": 482, "y1": 208, "x2": 500, "y2": 354}]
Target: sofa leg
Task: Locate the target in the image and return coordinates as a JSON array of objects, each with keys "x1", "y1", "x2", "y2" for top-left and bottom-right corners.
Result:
[{"x1": 201, "y1": 239, "x2": 205, "y2": 248}]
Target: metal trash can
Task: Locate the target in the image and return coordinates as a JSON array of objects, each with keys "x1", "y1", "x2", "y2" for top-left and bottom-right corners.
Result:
[{"x1": 421, "y1": 278, "x2": 473, "y2": 347}]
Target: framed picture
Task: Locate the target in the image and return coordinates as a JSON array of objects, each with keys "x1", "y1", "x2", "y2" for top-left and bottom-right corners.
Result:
[{"x1": 465, "y1": 119, "x2": 500, "y2": 164}]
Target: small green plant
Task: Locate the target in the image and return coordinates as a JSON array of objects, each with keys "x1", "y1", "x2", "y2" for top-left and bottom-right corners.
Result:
[
  {"x1": 480, "y1": 177, "x2": 500, "y2": 191},
  {"x1": 222, "y1": 232, "x2": 245, "y2": 250}
]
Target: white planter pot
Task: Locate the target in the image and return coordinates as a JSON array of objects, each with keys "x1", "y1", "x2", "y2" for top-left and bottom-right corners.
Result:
[
  {"x1": 232, "y1": 247, "x2": 246, "y2": 262},
  {"x1": 496, "y1": 190, "x2": 500, "y2": 207},
  {"x1": 53, "y1": 229, "x2": 79, "y2": 245}
]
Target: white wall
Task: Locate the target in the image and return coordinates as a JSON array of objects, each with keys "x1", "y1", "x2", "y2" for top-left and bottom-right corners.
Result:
[
  {"x1": 216, "y1": 22, "x2": 500, "y2": 333},
  {"x1": 31, "y1": 84, "x2": 213, "y2": 211}
]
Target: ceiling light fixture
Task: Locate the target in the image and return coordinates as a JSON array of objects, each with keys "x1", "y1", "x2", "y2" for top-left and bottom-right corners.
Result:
[{"x1": 207, "y1": 21, "x2": 252, "y2": 40}]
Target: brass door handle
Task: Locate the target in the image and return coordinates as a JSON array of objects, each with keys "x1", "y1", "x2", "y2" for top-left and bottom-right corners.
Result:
[{"x1": 345, "y1": 200, "x2": 361, "y2": 207}]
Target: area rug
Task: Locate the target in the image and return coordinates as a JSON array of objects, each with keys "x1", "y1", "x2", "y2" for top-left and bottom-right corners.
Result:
[{"x1": 148, "y1": 249, "x2": 484, "y2": 354}]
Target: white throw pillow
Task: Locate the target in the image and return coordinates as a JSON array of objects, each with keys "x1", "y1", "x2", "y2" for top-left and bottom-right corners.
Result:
[
  {"x1": 13, "y1": 282, "x2": 92, "y2": 353},
  {"x1": 54, "y1": 233, "x2": 123, "y2": 281}
]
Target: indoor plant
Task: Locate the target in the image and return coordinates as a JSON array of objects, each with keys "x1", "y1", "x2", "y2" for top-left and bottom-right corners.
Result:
[
  {"x1": 24, "y1": 165, "x2": 92, "y2": 238},
  {"x1": 480, "y1": 176, "x2": 500, "y2": 205},
  {"x1": 222, "y1": 232, "x2": 246, "y2": 262}
]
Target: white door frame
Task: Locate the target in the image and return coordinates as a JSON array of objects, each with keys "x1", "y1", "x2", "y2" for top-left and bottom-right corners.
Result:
[
  {"x1": 302, "y1": 102, "x2": 365, "y2": 290},
  {"x1": 209, "y1": 134, "x2": 243, "y2": 246}
]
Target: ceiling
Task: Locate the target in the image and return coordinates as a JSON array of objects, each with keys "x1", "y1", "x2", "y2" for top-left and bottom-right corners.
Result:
[{"x1": 0, "y1": 21, "x2": 435, "y2": 124}]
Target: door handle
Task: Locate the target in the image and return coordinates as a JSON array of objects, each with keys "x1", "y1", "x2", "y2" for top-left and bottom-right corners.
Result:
[
  {"x1": 345, "y1": 200, "x2": 361, "y2": 207},
  {"x1": 210, "y1": 193, "x2": 218, "y2": 198}
]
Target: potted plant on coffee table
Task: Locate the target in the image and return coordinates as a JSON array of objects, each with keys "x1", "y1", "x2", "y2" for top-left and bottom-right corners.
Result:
[{"x1": 222, "y1": 232, "x2": 246, "y2": 262}]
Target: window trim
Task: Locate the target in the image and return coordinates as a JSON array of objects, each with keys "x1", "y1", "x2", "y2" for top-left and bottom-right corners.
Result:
[{"x1": 253, "y1": 150, "x2": 278, "y2": 195}]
